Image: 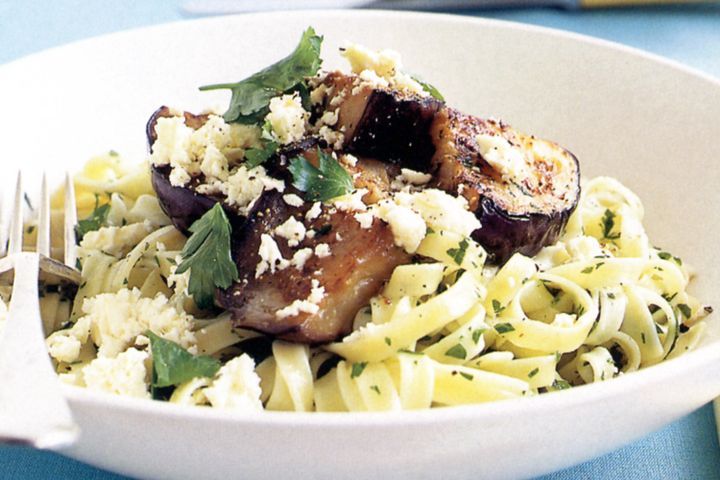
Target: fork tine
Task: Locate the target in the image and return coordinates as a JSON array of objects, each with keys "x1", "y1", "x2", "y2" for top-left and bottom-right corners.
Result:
[
  {"x1": 8, "y1": 171, "x2": 23, "y2": 255},
  {"x1": 63, "y1": 172, "x2": 78, "y2": 268},
  {"x1": 37, "y1": 173, "x2": 51, "y2": 258}
]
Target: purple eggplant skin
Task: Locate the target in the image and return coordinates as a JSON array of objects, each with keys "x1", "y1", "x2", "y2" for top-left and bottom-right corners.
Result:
[
  {"x1": 146, "y1": 106, "x2": 225, "y2": 233},
  {"x1": 150, "y1": 165, "x2": 224, "y2": 233},
  {"x1": 315, "y1": 72, "x2": 443, "y2": 171},
  {"x1": 428, "y1": 108, "x2": 581, "y2": 264},
  {"x1": 472, "y1": 196, "x2": 572, "y2": 264},
  {"x1": 346, "y1": 90, "x2": 443, "y2": 171}
]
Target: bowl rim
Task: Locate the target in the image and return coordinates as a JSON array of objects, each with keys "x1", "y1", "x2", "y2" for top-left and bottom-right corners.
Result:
[{"x1": 6, "y1": 9, "x2": 717, "y2": 426}]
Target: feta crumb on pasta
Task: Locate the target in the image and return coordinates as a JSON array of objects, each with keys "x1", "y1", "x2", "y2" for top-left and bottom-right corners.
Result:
[
  {"x1": 203, "y1": 354, "x2": 263, "y2": 411},
  {"x1": 82, "y1": 348, "x2": 150, "y2": 399},
  {"x1": 82, "y1": 288, "x2": 196, "y2": 358}
]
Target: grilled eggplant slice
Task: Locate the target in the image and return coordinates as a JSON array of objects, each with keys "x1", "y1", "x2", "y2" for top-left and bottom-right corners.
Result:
[
  {"x1": 147, "y1": 106, "x2": 226, "y2": 233},
  {"x1": 217, "y1": 190, "x2": 409, "y2": 343},
  {"x1": 314, "y1": 72, "x2": 442, "y2": 170},
  {"x1": 429, "y1": 108, "x2": 580, "y2": 263}
]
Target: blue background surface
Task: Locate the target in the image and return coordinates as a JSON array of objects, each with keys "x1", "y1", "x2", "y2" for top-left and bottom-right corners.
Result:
[{"x1": 1, "y1": 1, "x2": 719, "y2": 479}]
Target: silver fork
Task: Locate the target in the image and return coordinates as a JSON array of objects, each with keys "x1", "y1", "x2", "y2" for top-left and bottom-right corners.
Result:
[{"x1": 0, "y1": 171, "x2": 81, "y2": 448}]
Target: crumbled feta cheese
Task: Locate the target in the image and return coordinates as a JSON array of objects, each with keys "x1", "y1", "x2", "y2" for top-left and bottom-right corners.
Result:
[
  {"x1": 342, "y1": 43, "x2": 427, "y2": 96},
  {"x1": 354, "y1": 211, "x2": 375, "y2": 229},
  {"x1": 274, "y1": 216, "x2": 307, "y2": 247},
  {"x1": 224, "y1": 165, "x2": 285, "y2": 215},
  {"x1": 79, "y1": 223, "x2": 154, "y2": 258},
  {"x1": 150, "y1": 114, "x2": 263, "y2": 188},
  {"x1": 395, "y1": 189, "x2": 480, "y2": 237},
  {"x1": 200, "y1": 144, "x2": 229, "y2": 181},
  {"x1": 400, "y1": 168, "x2": 432, "y2": 185},
  {"x1": 256, "y1": 234, "x2": 290, "y2": 278},
  {"x1": 374, "y1": 200, "x2": 426, "y2": 254},
  {"x1": 291, "y1": 248, "x2": 314, "y2": 270},
  {"x1": 305, "y1": 202, "x2": 322, "y2": 221},
  {"x1": 342, "y1": 154, "x2": 358, "y2": 167},
  {"x1": 203, "y1": 354, "x2": 263, "y2": 411},
  {"x1": 265, "y1": 93, "x2": 309, "y2": 145},
  {"x1": 332, "y1": 188, "x2": 367, "y2": 212},
  {"x1": 475, "y1": 134, "x2": 529, "y2": 182},
  {"x1": 82, "y1": 348, "x2": 150, "y2": 399},
  {"x1": 276, "y1": 279, "x2": 326, "y2": 319},
  {"x1": 283, "y1": 193, "x2": 304, "y2": 207},
  {"x1": 82, "y1": 288, "x2": 196, "y2": 358},
  {"x1": 357, "y1": 69, "x2": 389, "y2": 89},
  {"x1": 169, "y1": 166, "x2": 191, "y2": 187},
  {"x1": 310, "y1": 83, "x2": 328, "y2": 106},
  {"x1": 46, "y1": 316, "x2": 92, "y2": 364},
  {"x1": 318, "y1": 125, "x2": 344, "y2": 150},
  {"x1": 319, "y1": 109, "x2": 339, "y2": 127},
  {"x1": 314, "y1": 243, "x2": 331, "y2": 258},
  {"x1": 150, "y1": 116, "x2": 194, "y2": 172},
  {"x1": 342, "y1": 43, "x2": 402, "y2": 78}
]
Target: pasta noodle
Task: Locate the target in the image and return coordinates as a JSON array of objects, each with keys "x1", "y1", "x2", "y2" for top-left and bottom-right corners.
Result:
[{"x1": 39, "y1": 155, "x2": 711, "y2": 412}]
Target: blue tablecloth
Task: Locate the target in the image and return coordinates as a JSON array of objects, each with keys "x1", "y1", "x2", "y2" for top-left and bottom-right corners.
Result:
[{"x1": 1, "y1": 1, "x2": 719, "y2": 478}]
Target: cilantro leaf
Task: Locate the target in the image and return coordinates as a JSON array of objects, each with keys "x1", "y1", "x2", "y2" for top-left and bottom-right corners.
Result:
[
  {"x1": 288, "y1": 148, "x2": 354, "y2": 201},
  {"x1": 199, "y1": 27, "x2": 323, "y2": 124},
  {"x1": 148, "y1": 331, "x2": 220, "y2": 389},
  {"x1": 244, "y1": 140, "x2": 278, "y2": 168},
  {"x1": 446, "y1": 238, "x2": 469, "y2": 265},
  {"x1": 409, "y1": 73, "x2": 445, "y2": 101},
  {"x1": 75, "y1": 195, "x2": 110, "y2": 241},
  {"x1": 175, "y1": 203, "x2": 238, "y2": 309}
]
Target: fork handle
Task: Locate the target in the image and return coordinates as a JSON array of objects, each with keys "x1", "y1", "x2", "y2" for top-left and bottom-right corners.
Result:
[{"x1": 0, "y1": 253, "x2": 79, "y2": 449}]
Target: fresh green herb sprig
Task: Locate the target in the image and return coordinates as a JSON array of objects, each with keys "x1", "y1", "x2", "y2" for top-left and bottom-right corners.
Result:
[
  {"x1": 200, "y1": 27, "x2": 323, "y2": 124},
  {"x1": 75, "y1": 195, "x2": 110, "y2": 241},
  {"x1": 176, "y1": 203, "x2": 239, "y2": 309},
  {"x1": 148, "y1": 331, "x2": 220, "y2": 391},
  {"x1": 409, "y1": 73, "x2": 445, "y2": 101},
  {"x1": 288, "y1": 148, "x2": 354, "y2": 202},
  {"x1": 244, "y1": 140, "x2": 279, "y2": 168}
]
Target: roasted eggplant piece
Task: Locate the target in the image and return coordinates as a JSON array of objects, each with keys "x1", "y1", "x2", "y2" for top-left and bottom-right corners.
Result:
[
  {"x1": 429, "y1": 108, "x2": 580, "y2": 263},
  {"x1": 314, "y1": 72, "x2": 442, "y2": 170},
  {"x1": 147, "y1": 106, "x2": 226, "y2": 233},
  {"x1": 216, "y1": 190, "x2": 410, "y2": 343}
]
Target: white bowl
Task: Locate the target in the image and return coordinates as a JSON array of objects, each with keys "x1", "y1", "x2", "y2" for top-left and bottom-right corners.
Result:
[{"x1": 1, "y1": 10, "x2": 719, "y2": 480}]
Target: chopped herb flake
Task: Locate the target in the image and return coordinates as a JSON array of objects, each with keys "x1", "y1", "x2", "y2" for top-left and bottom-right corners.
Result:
[
  {"x1": 444, "y1": 344, "x2": 467, "y2": 360},
  {"x1": 75, "y1": 195, "x2": 110, "y2": 241},
  {"x1": 677, "y1": 303, "x2": 692, "y2": 319},
  {"x1": 528, "y1": 367, "x2": 539, "y2": 378},
  {"x1": 459, "y1": 372, "x2": 474, "y2": 381},
  {"x1": 494, "y1": 323, "x2": 515, "y2": 334},
  {"x1": 600, "y1": 209, "x2": 621, "y2": 240},
  {"x1": 492, "y1": 299, "x2": 506, "y2": 315},
  {"x1": 350, "y1": 362, "x2": 368, "y2": 379},
  {"x1": 446, "y1": 238, "x2": 469, "y2": 265}
]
